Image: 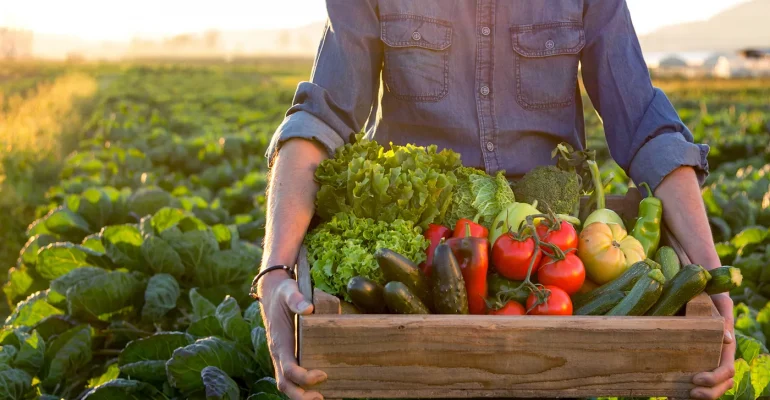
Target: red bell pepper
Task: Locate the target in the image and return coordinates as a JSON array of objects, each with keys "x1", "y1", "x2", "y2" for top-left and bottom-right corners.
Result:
[
  {"x1": 420, "y1": 224, "x2": 452, "y2": 277},
  {"x1": 453, "y1": 218, "x2": 488, "y2": 239},
  {"x1": 447, "y1": 224, "x2": 489, "y2": 314}
]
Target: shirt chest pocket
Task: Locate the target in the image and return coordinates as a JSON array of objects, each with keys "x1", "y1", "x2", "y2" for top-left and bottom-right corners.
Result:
[
  {"x1": 381, "y1": 15, "x2": 453, "y2": 102},
  {"x1": 511, "y1": 23, "x2": 585, "y2": 110}
]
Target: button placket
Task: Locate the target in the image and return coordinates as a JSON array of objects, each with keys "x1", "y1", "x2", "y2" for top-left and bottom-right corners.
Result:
[{"x1": 474, "y1": 0, "x2": 499, "y2": 172}]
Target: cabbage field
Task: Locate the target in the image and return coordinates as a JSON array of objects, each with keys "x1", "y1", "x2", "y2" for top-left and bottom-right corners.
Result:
[{"x1": 0, "y1": 61, "x2": 768, "y2": 399}]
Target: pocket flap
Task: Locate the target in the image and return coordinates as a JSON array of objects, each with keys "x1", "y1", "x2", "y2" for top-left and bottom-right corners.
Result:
[
  {"x1": 511, "y1": 23, "x2": 585, "y2": 57},
  {"x1": 381, "y1": 14, "x2": 452, "y2": 51}
]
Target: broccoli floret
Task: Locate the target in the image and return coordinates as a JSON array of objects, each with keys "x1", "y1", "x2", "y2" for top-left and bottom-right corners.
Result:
[{"x1": 512, "y1": 165, "x2": 580, "y2": 215}]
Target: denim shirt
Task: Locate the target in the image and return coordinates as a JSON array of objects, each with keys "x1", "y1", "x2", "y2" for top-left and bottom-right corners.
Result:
[{"x1": 267, "y1": 0, "x2": 710, "y2": 191}]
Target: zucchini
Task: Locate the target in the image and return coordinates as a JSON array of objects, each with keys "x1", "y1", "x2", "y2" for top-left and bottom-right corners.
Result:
[
  {"x1": 375, "y1": 248, "x2": 433, "y2": 309},
  {"x1": 572, "y1": 261, "x2": 651, "y2": 308},
  {"x1": 646, "y1": 264, "x2": 711, "y2": 316},
  {"x1": 655, "y1": 246, "x2": 681, "y2": 281},
  {"x1": 574, "y1": 290, "x2": 625, "y2": 315},
  {"x1": 705, "y1": 266, "x2": 743, "y2": 294},
  {"x1": 431, "y1": 242, "x2": 469, "y2": 314},
  {"x1": 606, "y1": 269, "x2": 665, "y2": 316},
  {"x1": 383, "y1": 281, "x2": 430, "y2": 314},
  {"x1": 346, "y1": 276, "x2": 386, "y2": 313}
]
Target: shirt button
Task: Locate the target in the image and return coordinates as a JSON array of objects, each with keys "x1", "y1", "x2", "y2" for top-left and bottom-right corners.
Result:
[
  {"x1": 480, "y1": 85, "x2": 490, "y2": 96},
  {"x1": 411, "y1": 31, "x2": 422, "y2": 41},
  {"x1": 481, "y1": 27, "x2": 491, "y2": 36},
  {"x1": 545, "y1": 39, "x2": 555, "y2": 49},
  {"x1": 486, "y1": 142, "x2": 495, "y2": 152}
]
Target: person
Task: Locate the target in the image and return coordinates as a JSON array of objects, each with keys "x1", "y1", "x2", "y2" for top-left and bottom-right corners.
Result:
[{"x1": 253, "y1": 1, "x2": 735, "y2": 400}]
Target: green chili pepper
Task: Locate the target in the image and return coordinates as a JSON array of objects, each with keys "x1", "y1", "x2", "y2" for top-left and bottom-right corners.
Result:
[{"x1": 631, "y1": 182, "x2": 662, "y2": 259}]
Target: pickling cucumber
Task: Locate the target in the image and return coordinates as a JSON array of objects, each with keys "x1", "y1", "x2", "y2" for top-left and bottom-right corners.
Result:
[{"x1": 646, "y1": 264, "x2": 711, "y2": 316}]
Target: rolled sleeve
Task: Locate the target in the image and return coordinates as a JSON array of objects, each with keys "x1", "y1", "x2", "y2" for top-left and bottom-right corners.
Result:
[
  {"x1": 265, "y1": 110, "x2": 345, "y2": 168},
  {"x1": 581, "y1": 0, "x2": 710, "y2": 192},
  {"x1": 264, "y1": 0, "x2": 382, "y2": 168},
  {"x1": 628, "y1": 133, "x2": 710, "y2": 191}
]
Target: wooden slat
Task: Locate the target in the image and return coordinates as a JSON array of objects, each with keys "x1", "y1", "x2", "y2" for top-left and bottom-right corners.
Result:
[
  {"x1": 300, "y1": 314, "x2": 724, "y2": 399},
  {"x1": 296, "y1": 246, "x2": 313, "y2": 305},
  {"x1": 686, "y1": 292, "x2": 721, "y2": 318},
  {"x1": 313, "y1": 288, "x2": 341, "y2": 315}
]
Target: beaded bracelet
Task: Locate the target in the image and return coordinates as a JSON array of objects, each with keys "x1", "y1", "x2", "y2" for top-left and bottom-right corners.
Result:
[{"x1": 249, "y1": 265, "x2": 296, "y2": 301}]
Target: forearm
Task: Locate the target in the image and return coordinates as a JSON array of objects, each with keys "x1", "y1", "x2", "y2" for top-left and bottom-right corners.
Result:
[
  {"x1": 654, "y1": 166, "x2": 721, "y2": 270},
  {"x1": 258, "y1": 138, "x2": 328, "y2": 293}
]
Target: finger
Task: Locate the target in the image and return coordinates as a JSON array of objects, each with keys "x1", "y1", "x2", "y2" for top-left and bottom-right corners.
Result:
[
  {"x1": 277, "y1": 375, "x2": 307, "y2": 400},
  {"x1": 690, "y1": 378, "x2": 734, "y2": 400},
  {"x1": 284, "y1": 362, "x2": 328, "y2": 387},
  {"x1": 693, "y1": 363, "x2": 736, "y2": 387},
  {"x1": 284, "y1": 285, "x2": 314, "y2": 315}
]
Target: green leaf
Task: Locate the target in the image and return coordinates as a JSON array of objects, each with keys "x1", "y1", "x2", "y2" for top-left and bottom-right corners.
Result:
[
  {"x1": 212, "y1": 224, "x2": 238, "y2": 250},
  {"x1": 0, "y1": 365, "x2": 32, "y2": 400},
  {"x1": 732, "y1": 226, "x2": 769, "y2": 251},
  {"x1": 758, "y1": 304, "x2": 770, "y2": 344},
  {"x1": 141, "y1": 274, "x2": 180, "y2": 322},
  {"x1": 87, "y1": 363, "x2": 120, "y2": 388},
  {"x1": 163, "y1": 228, "x2": 219, "y2": 277},
  {"x1": 31, "y1": 315, "x2": 78, "y2": 341},
  {"x1": 246, "y1": 393, "x2": 284, "y2": 400},
  {"x1": 751, "y1": 354, "x2": 770, "y2": 399},
  {"x1": 166, "y1": 336, "x2": 255, "y2": 392},
  {"x1": 41, "y1": 325, "x2": 92, "y2": 390},
  {"x1": 67, "y1": 271, "x2": 145, "y2": 320},
  {"x1": 0, "y1": 346, "x2": 18, "y2": 364},
  {"x1": 251, "y1": 327, "x2": 274, "y2": 378},
  {"x1": 101, "y1": 225, "x2": 146, "y2": 273},
  {"x1": 139, "y1": 215, "x2": 154, "y2": 238},
  {"x1": 736, "y1": 333, "x2": 767, "y2": 364},
  {"x1": 201, "y1": 366, "x2": 240, "y2": 400},
  {"x1": 50, "y1": 267, "x2": 109, "y2": 295},
  {"x1": 5, "y1": 292, "x2": 63, "y2": 327},
  {"x1": 12, "y1": 330, "x2": 45, "y2": 376},
  {"x1": 118, "y1": 332, "x2": 194, "y2": 382},
  {"x1": 3, "y1": 265, "x2": 47, "y2": 306},
  {"x1": 250, "y1": 377, "x2": 282, "y2": 397},
  {"x1": 189, "y1": 288, "x2": 217, "y2": 321},
  {"x1": 150, "y1": 207, "x2": 187, "y2": 234},
  {"x1": 215, "y1": 296, "x2": 251, "y2": 347},
  {"x1": 127, "y1": 188, "x2": 173, "y2": 219},
  {"x1": 193, "y1": 249, "x2": 254, "y2": 287},
  {"x1": 43, "y1": 207, "x2": 91, "y2": 241},
  {"x1": 26, "y1": 217, "x2": 53, "y2": 237},
  {"x1": 140, "y1": 236, "x2": 185, "y2": 278},
  {"x1": 243, "y1": 301, "x2": 264, "y2": 330},
  {"x1": 82, "y1": 378, "x2": 162, "y2": 399},
  {"x1": 67, "y1": 188, "x2": 113, "y2": 229},
  {"x1": 19, "y1": 234, "x2": 57, "y2": 267},
  {"x1": 187, "y1": 316, "x2": 224, "y2": 338},
  {"x1": 36, "y1": 243, "x2": 99, "y2": 280},
  {"x1": 81, "y1": 233, "x2": 106, "y2": 253}
]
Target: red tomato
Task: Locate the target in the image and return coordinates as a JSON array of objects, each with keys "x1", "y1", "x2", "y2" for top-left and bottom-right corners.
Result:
[
  {"x1": 492, "y1": 233, "x2": 542, "y2": 281},
  {"x1": 487, "y1": 301, "x2": 526, "y2": 315},
  {"x1": 536, "y1": 251, "x2": 586, "y2": 295},
  {"x1": 536, "y1": 220, "x2": 578, "y2": 252},
  {"x1": 526, "y1": 285, "x2": 573, "y2": 316}
]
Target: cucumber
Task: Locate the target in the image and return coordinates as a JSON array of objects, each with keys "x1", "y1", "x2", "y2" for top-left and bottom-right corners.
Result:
[
  {"x1": 375, "y1": 248, "x2": 432, "y2": 309},
  {"x1": 606, "y1": 269, "x2": 665, "y2": 316},
  {"x1": 655, "y1": 246, "x2": 681, "y2": 281},
  {"x1": 431, "y1": 242, "x2": 469, "y2": 314},
  {"x1": 572, "y1": 261, "x2": 651, "y2": 308},
  {"x1": 705, "y1": 266, "x2": 743, "y2": 295},
  {"x1": 646, "y1": 264, "x2": 711, "y2": 316},
  {"x1": 574, "y1": 290, "x2": 625, "y2": 315},
  {"x1": 383, "y1": 281, "x2": 430, "y2": 314},
  {"x1": 346, "y1": 276, "x2": 386, "y2": 313}
]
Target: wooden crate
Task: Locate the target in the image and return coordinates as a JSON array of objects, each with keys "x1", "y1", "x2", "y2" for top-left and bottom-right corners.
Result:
[{"x1": 295, "y1": 189, "x2": 724, "y2": 399}]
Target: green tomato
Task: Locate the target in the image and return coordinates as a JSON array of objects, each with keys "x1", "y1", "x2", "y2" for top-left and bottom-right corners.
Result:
[{"x1": 489, "y1": 201, "x2": 541, "y2": 246}]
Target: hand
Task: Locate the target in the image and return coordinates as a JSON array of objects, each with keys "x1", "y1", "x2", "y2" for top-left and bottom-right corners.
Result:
[
  {"x1": 259, "y1": 272, "x2": 328, "y2": 400},
  {"x1": 691, "y1": 293, "x2": 735, "y2": 400}
]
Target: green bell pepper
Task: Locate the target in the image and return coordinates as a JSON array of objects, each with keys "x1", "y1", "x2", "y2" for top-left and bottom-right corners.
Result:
[{"x1": 631, "y1": 182, "x2": 662, "y2": 259}]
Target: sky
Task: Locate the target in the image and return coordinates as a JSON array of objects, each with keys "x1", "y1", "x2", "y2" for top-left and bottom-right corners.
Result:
[{"x1": 0, "y1": 0, "x2": 751, "y2": 41}]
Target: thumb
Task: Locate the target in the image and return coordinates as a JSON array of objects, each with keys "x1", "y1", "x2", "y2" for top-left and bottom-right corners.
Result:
[{"x1": 285, "y1": 288, "x2": 314, "y2": 315}]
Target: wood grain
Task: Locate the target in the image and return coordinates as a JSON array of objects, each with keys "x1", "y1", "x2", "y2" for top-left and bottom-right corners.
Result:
[
  {"x1": 299, "y1": 314, "x2": 724, "y2": 399},
  {"x1": 313, "y1": 288, "x2": 341, "y2": 315},
  {"x1": 686, "y1": 292, "x2": 721, "y2": 318}
]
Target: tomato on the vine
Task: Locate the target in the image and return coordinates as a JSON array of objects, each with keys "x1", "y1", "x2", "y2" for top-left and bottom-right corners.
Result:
[
  {"x1": 492, "y1": 233, "x2": 542, "y2": 280},
  {"x1": 487, "y1": 301, "x2": 526, "y2": 315},
  {"x1": 536, "y1": 220, "x2": 578, "y2": 252},
  {"x1": 536, "y1": 250, "x2": 586, "y2": 295},
  {"x1": 526, "y1": 285, "x2": 573, "y2": 316}
]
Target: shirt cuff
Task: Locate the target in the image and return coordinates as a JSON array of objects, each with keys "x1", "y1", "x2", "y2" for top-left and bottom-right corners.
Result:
[
  {"x1": 628, "y1": 132, "x2": 710, "y2": 192},
  {"x1": 265, "y1": 111, "x2": 345, "y2": 168}
]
